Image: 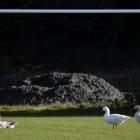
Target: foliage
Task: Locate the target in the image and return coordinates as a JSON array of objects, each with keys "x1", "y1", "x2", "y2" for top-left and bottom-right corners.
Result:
[
  {"x1": 0, "y1": 72, "x2": 123, "y2": 105},
  {"x1": 0, "y1": 101, "x2": 134, "y2": 114}
]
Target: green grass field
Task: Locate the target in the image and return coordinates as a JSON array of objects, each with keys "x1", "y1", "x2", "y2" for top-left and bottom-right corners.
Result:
[{"x1": 0, "y1": 116, "x2": 139, "y2": 140}]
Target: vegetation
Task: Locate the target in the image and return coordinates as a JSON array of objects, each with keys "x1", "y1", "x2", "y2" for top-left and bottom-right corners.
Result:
[
  {"x1": 0, "y1": 102, "x2": 134, "y2": 117},
  {"x1": 0, "y1": 102, "x2": 128, "y2": 113},
  {"x1": 1, "y1": 2, "x2": 140, "y2": 105}
]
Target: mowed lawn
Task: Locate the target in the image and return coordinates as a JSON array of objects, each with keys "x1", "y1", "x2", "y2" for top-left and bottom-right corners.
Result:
[{"x1": 0, "y1": 116, "x2": 139, "y2": 140}]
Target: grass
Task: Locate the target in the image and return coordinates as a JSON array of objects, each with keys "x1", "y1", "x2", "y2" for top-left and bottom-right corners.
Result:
[
  {"x1": 0, "y1": 104, "x2": 139, "y2": 140},
  {"x1": 0, "y1": 116, "x2": 140, "y2": 140}
]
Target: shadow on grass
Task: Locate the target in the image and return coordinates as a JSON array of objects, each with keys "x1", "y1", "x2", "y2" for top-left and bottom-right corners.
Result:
[{"x1": 0, "y1": 107, "x2": 134, "y2": 117}]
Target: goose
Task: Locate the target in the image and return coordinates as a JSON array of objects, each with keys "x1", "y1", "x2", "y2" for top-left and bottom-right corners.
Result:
[
  {"x1": 0, "y1": 115, "x2": 18, "y2": 128},
  {"x1": 0, "y1": 121, "x2": 16, "y2": 128},
  {"x1": 103, "y1": 106, "x2": 130, "y2": 129},
  {"x1": 134, "y1": 105, "x2": 140, "y2": 123}
]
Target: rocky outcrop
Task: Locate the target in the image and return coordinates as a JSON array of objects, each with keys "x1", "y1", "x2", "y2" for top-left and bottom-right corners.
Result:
[{"x1": 0, "y1": 72, "x2": 123, "y2": 105}]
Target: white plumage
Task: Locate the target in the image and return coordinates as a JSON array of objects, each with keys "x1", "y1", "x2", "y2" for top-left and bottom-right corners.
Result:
[
  {"x1": 0, "y1": 115, "x2": 18, "y2": 128},
  {"x1": 134, "y1": 105, "x2": 140, "y2": 123},
  {"x1": 0, "y1": 121, "x2": 18, "y2": 128},
  {"x1": 103, "y1": 106, "x2": 130, "y2": 129}
]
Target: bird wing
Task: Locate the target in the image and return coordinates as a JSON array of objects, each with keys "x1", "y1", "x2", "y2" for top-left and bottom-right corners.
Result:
[{"x1": 109, "y1": 114, "x2": 129, "y2": 124}]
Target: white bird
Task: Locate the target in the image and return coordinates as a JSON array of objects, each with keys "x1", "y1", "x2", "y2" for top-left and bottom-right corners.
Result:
[
  {"x1": 0, "y1": 121, "x2": 16, "y2": 128},
  {"x1": 103, "y1": 106, "x2": 130, "y2": 129},
  {"x1": 0, "y1": 115, "x2": 18, "y2": 128},
  {"x1": 134, "y1": 105, "x2": 140, "y2": 123}
]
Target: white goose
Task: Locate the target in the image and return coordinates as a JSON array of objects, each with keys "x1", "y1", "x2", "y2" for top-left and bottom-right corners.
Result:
[
  {"x1": 0, "y1": 115, "x2": 18, "y2": 128},
  {"x1": 134, "y1": 105, "x2": 140, "y2": 123},
  {"x1": 103, "y1": 106, "x2": 130, "y2": 129}
]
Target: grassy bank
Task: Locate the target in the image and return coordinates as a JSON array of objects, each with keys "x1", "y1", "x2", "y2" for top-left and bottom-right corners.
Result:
[{"x1": 0, "y1": 102, "x2": 134, "y2": 117}]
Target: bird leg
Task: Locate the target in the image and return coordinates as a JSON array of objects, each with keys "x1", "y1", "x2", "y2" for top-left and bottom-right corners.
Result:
[
  {"x1": 113, "y1": 124, "x2": 114, "y2": 129},
  {"x1": 113, "y1": 124, "x2": 118, "y2": 130},
  {"x1": 115, "y1": 124, "x2": 118, "y2": 129}
]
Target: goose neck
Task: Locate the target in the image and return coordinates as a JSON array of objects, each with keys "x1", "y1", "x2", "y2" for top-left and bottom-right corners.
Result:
[{"x1": 105, "y1": 108, "x2": 110, "y2": 115}]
